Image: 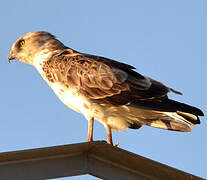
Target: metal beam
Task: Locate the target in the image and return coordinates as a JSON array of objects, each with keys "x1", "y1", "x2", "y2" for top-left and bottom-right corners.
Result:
[{"x1": 0, "y1": 141, "x2": 204, "y2": 180}]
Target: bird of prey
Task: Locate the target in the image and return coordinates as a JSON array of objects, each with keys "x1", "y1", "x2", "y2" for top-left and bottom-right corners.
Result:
[{"x1": 8, "y1": 31, "x2": 204, "y2": 145}]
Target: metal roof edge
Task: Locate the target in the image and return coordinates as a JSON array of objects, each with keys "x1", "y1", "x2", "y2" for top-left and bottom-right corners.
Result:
[{"x1": 0, "y1": 141, "x2": 204, "y2": 180}]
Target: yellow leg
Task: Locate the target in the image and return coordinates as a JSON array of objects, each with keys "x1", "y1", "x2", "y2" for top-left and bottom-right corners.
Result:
[
  {"x1": 105, "y1": 125, "x2": 113, "y2": 145},
  {"x1": 87, "y1": 117, "x2": 94, "y2": 142}
]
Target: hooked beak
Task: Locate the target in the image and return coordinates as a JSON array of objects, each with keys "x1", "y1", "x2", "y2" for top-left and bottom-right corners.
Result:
[{"x1": 8, "y1": 51, "x2": 16, "y2": 63}]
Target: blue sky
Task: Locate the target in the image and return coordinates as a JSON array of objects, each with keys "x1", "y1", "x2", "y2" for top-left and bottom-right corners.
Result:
[{"x1": 1, "y1": 0, "x2": 207, "y2": 179}]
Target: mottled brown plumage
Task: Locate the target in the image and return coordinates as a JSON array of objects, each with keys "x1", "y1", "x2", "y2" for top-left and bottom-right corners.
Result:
[
  {"x1": 42, "y1": 50, "x2": 171, "y2": 103},
  {"x1": 8, "y1": 31, "x2": 204, "y2": 145}
]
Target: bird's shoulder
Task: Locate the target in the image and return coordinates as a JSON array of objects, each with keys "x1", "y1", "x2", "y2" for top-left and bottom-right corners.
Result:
[{"x1": 41, "y1": 48, "x2": 132, "y2": 87}]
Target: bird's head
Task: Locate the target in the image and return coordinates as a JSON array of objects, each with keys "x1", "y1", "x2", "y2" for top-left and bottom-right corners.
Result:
[{"x1": 8, "y1": 31, "x2": 66, "y2": 65}]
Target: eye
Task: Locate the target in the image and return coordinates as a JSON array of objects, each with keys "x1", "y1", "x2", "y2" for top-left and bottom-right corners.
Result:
[{"x1": 19, "y1": 40, "x2": 25, "y2": 47}]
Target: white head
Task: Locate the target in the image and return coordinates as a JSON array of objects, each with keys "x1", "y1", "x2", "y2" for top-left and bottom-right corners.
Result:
[{"x1": 8, "y1": 31, "x2": 66, "y2": 65}]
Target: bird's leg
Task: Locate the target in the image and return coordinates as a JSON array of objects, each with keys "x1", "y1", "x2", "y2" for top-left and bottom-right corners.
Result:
[
  {"x1": 105, "y1": 125, "x2": 113, "y2": 145},
  {"x1": 87, "y1": 117, "x2": 94, "y2": 142}
]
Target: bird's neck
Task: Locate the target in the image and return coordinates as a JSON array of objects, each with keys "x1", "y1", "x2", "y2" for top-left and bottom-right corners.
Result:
[{"x1": 33, "y1": 49, "x2": 53, "y2": 77}]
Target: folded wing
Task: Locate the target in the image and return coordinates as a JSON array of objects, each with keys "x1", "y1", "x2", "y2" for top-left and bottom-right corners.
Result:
[{"x1": 43, "y1": 49, "x2": 204, "y2": 131}]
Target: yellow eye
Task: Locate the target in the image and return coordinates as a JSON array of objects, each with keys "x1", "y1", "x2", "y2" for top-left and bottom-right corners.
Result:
[{"x1": 19, "y1": 40, "x2": 25, "y2": 47}]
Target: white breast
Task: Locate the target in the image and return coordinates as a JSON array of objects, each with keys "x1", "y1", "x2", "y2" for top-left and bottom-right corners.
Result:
[
  {"x1": 33, "y1": 50, "x2": 92, "y2": 119},
  {"x1": 50, "y1": 82, "x2": 89, "y2": 114}
]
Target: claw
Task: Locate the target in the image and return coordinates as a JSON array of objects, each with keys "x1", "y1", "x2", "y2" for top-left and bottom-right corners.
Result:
[{"x1": 114, "y1": 142, "x2": 119, "y2": 147}]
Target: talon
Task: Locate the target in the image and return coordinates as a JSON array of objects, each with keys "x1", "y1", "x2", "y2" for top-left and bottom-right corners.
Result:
[{"x1": 114, "y1": 142, "x2": 119, "y2": 147}]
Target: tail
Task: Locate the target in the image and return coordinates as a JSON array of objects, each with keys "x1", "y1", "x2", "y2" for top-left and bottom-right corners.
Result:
[
  {"x1": 144, "y1": 111, "x2": 200, "y2": 132},
  {"x1": 128, "y1": 99, "x2": 204, "y2": 132}
]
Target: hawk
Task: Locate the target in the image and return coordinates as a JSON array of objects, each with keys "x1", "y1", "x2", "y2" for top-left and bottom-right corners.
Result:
[{"x1": 8, "y1": 31, "x2": 204, "y2": 145}]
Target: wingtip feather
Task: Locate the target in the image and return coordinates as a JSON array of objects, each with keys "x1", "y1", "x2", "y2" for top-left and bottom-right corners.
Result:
[{"x1": 169, "y1": 88, "x2": 183, "y2": 95}]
